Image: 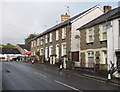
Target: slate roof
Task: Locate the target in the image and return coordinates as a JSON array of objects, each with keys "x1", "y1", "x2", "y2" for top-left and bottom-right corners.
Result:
[
  {"x1": 31, "y1": 5, "x2": 101, "y2": 41},
  {"x1": 17, "y1": 44, "x2": 30, "y2": 51},
  {"x1": 77, "y1": 6, "x2": 120, "y2": 30},
  {"x1": 0, "y1": 48, "x2": 21, "y2": 54}
]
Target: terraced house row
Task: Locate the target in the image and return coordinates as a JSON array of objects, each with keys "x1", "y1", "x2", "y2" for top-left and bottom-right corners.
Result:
[
  {"x1": 31, "y1": 5, "x2": 103, "y2": 66},
  {"x1": 30, "y1": 5, "x2": 120, "y2": 77},
  {"x1": 77, "y1": 6, "x2": 120, "y2": 77}
]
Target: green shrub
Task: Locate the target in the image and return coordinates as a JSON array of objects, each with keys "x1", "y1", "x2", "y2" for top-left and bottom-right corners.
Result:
[{"x1": 66, "y1": 61, "x2": 74, "y2": 69}]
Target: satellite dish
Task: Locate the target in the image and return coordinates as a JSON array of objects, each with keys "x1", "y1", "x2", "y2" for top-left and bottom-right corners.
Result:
[{"x1": 75, "y1": 35, "x2": 80, "y2": 39}]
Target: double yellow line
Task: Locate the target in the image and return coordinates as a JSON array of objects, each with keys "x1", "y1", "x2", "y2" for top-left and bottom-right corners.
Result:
[{"x1": 64, "y1": 71, "x2": 120, "y2": 87}]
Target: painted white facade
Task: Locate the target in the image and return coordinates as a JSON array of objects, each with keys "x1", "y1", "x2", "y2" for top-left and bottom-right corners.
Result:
[
  {"x1": 107, "y1": 18, "x2": 120, "y2": 77},
  {"x1": 71, "y1": 5, "x2": 104, "y2": 53}
]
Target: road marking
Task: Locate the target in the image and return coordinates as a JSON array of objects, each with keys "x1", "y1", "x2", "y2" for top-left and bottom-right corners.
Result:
[
  {"x1": 34, "y1": 72, "x2": 47, "y2": 78},
  {"x1": 55, "y1": 80, "x2": 79, "y2": 91},
  {"x1": 64, "y1": 71, "x2": 120, "y2": 87}
]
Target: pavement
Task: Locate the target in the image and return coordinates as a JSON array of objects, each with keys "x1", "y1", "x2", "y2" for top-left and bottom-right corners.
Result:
[
  {"x1": 2, "y1": 61, "x2": 120, "y2": 91},
  {"x1": 40, "y1": 62, "x2": 120, "y2": 85}
]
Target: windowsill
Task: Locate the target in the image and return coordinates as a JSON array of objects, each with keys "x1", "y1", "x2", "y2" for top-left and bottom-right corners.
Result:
[
  {"x1": 86, "y1": 42, "x2": 93, "y2": 44},
  {"x1": 62, "y1": 38, "x2": 66, "y2": 40},
  {"x1": 100, "y1": 40, "x2": 107, "y2": 42}
]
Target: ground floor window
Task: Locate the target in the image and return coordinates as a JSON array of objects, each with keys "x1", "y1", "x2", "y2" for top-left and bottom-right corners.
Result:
[
  {"x1": 87, "y1": 51, "x2": 94, "y2": 67},
  {"x1": 45, "y1": 47, "x2": 48, "y2": 61},
  {"x1": 102, "y1": 51, "x2": 107, "y2": 64},
  {"x1": 61, "y1": 43, "x2": 66, "y2": 56},
  {"x1": 49, "y1": 45, "x2": 53, "y2": 56},
  {"x1": 40, "y1": 48, "x2": 43, "y2": 55},
  {"x1": 56, "y1": 44, "x2": 59, "y2": 58}
]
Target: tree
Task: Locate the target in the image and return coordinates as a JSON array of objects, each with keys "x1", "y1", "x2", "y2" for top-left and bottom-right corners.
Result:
[
  {"x1": 3, "y1": 43, "x2": 16, "y2": 48},
  {"x1": 25, "y1": 33, "x2": 38, "y2": 45}
]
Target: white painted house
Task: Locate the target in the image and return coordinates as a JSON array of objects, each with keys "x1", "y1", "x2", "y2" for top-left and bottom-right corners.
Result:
[
  {"x1": 107, "y1": 17, "x2": 120, "y2": 77},
  {"x1": 70, "y1": 5, "x2": 103, "y2": 63}
]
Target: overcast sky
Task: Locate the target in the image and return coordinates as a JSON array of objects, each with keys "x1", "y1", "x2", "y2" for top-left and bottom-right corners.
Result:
[{"x1": 0, "y1": 1, "x2": 119, "y2": 45}]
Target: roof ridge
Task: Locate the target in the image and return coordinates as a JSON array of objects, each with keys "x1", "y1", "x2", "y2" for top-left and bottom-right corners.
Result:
[{"x1": 33, "y1": 4, "x2": 101, "y2": 40}]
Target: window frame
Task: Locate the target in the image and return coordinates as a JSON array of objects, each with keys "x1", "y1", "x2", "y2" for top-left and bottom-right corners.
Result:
[
  {"x1": 49, "y1": 33, "x2": 53, "y2": 42},
  {"x1": 37, "y1": 38, "x2": 40, "y2": 46},
  {"x1": 102, "y1": 24, "x2": 107, "y2": 40},
  {"x1": 45, "y1": 35, "x2": 48, "y2": 44},
  {"x1": 62, "y1": 27, "x2": 66, "y2": 39},
  {"x1": 86, "y1": 28, "x2": 94, "y2": 43},
  {"x1": 61, "y1": 42, "x2": 66, "y2": 56},
  {"x1": 87, "y1": 51, "x2": 94, "y2": 67},
  {"x1": 56, "y1": 30, "x2": 59, "y2": 41}
]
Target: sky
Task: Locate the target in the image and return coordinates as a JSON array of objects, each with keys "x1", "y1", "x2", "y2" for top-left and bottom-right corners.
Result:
[{"x1": 0, "y1": 1, "x2": 119, "y2": 45}]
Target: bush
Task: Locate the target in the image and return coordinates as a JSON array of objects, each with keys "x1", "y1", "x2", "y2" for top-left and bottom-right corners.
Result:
[{"x1": 66, "y1": 61, "x2": 74, "y2": 69}]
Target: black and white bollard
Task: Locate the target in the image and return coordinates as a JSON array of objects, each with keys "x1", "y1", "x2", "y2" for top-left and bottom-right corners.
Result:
[
  {"x1": 59, "y1": 64, "x2": 62, "y2": 70},
  {"x1": 107, "y1": 74, "x2": 111, "y2": 82}
]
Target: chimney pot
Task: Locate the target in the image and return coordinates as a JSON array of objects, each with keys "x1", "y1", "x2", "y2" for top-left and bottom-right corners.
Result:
[{"x1": 103, "y1": 5, "x2": 112, "y2": 13}]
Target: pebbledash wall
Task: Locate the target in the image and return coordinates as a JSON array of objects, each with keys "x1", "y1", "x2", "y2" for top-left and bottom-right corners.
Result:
[{"x1": 30, "y1": 5, "x2": 104, "y2": 68}]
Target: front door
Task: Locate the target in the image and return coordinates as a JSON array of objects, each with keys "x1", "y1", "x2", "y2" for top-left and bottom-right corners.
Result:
[{"x1": 72, "y1": 51, "x2": 79, "y2": 61}]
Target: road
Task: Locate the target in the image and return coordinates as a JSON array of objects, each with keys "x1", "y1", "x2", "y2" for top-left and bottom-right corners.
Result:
[{"x1": 2, "y1": 61, "x2": 120, "y2": 91}]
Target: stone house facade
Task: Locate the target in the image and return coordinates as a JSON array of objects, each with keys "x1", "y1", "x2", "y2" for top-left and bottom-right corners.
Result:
[{"x1": 30, "y1": 5, "x2": 103, "y2": 68}]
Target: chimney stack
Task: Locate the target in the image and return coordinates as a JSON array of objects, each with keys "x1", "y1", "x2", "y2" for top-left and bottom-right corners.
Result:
[
  {"x1": 61, "y1": 13, "x2": 70, "y2": 22},
  {"x1": 103, "y1": 6, "x2": 112, "y2": 13}
]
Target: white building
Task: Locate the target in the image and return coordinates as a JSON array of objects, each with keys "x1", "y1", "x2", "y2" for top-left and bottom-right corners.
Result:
[{"x1": 107, "y1": 16, "x2": 120, "y2": 77}]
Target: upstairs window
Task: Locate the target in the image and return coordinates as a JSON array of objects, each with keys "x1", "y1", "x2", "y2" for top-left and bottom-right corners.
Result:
[
  {"x1": 102, "y1": 24, "x2": 107, "y2": 40},
  {"x1": 34, "y1": 40, "x2": 36, "y2": 47},
  {"x1": 86, "y1": 28, "x2": 94, "y2": 43},
  {"x1": 50, "y1": 33, "x2": 53, "y2": 42},
  {"x1": 45, "y1": 35, "x2": 48, "y2": 44},
  {"x1": 31, "y1": 41, "x2": 33, "y2": 48},
  {"x1": 56, "y1": 30, "x2": 59, "y2": 41},
  {"x1": 99, "y1": 24, "x2": 107, "y2": 41},
  {"x1": 62, "y1": 27, "x2": 66, "y2": 39},
  {"x1": 40, "y1": 37, "x2": 43, "y2": 45},
  {"x1": 37, "y1": 38, "x2": 39, "y2": 46}
]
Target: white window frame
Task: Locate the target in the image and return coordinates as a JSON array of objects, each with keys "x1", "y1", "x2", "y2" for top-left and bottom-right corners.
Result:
[
  {"x1": 87, "y1": 51, "x2": 94, "y2": 67},
  {"x1": 56, "y1": 30, "x2": 59, "y2": 41},
  {"x1": 40, "y1": 37, "x2": 43, "y2": 45},
  {"x1": 87, "y1": 28, "x2": 94, "y2": 43},
  {"x1": 45, "y1": 47, "x2": 48, "y2": 58},
  {"x1": 37, "y1": 38, "x2": 39, "y2": 46},
  {"x1": 45, "y1": 35, "x2": 48, "y2": 44},
  {"x1": 102, "y1": 51, "x2": 107, "y2": 64},
  {"x1": 50, "y1": 33, "x2": 53, "y2": 42},
  {"x1": 62, "y1": 27, "x2": 66, "y2": 39},
  {"x1": 34, "y1": 40, "x2": 36, "y2": 47},
  {"x1": 40, "y1": 48, "x2": 43, "y2": 55},
  {"x1": 31, "y1": 41, "x2": 33, "y2": 48},
  {"x1": 49, "y1": 45, "x2": 53, "y2": 56},
  {"x1": 56, "y1": 44, "x2": 59, "y2": 58},
  {"x1": 102, "y1": 24, "x2": 107, "y2": 40},
  {"x1": 61, "y1": 42, "x2": 66, "y2": 56}
]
